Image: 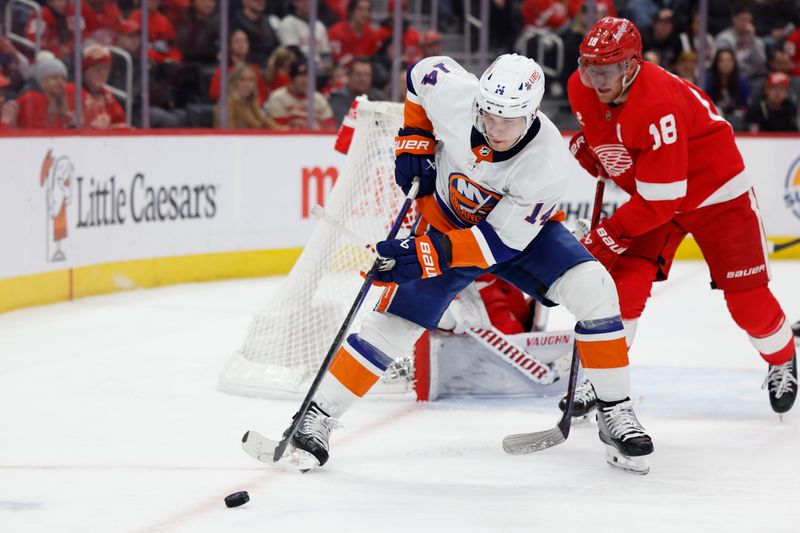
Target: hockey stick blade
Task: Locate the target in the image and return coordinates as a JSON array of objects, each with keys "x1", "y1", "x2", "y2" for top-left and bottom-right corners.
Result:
[
  {"x1": 769, "y1": 236, "x2": 800, "y2": 254},
  {"x1": 241, "y1": 430, "x2": 286, "y2": 464},
  {"x1": 503, "y1": 426, "x2": 566, "y2": 454},
  {"x1": 503, "y1": 182, "x2": 604, "y2": 457}
]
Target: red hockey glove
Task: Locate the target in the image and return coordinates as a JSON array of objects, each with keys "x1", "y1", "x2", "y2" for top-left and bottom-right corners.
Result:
[
  {"x1": 581, "y1": 219, "x2": 631, "y2": 271},
  {"x1": 569, "y1": 132, "x2": 608, "y2": 180},
  {"x1": 375, "y1": 234, "x2": 451, "y2": 284}
]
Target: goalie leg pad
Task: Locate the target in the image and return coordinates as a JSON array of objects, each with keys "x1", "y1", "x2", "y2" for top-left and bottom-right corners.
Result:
[{"x1": 725, "y1": 286, "x2": 794, "y2": 365}]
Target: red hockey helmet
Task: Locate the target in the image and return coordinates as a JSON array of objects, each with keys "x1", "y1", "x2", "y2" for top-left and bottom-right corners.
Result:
[
  {"x1": 579, "y1": 17, "x2": 642, "y2": 66},
  {"x1": 578, "y1": 17, "x2": 642, "y2": 89}
]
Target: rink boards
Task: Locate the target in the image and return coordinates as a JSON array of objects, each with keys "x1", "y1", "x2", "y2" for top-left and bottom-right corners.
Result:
[{"x1": 1, "y1": 131, "x2": 799, "y2": 312}]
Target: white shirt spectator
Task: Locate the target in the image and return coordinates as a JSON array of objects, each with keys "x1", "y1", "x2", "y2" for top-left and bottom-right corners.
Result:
[{"x1": 278, "y1": 14, "x2": 331, "y2": 65}]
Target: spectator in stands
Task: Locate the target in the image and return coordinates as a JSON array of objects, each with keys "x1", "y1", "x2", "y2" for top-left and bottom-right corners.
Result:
[
  {"x1": 672, "y1": 50, "x2": 699, "y2": 85},
  {"x1": 128, "y1": 0, "x2": 183, "y2": 63},
  {"x1": 0, "y1": 74, "x2": 19, "y2": 130},
  {"x1": 110, "y1": 19, "x2": 187, "y2": 127},
  {"x1": 278, "y1": 0, "x2": 333, "y2": 70},
  {"x1": 232, "y1": 0, "x2": 281, "y2": 66},
  {"x1": 26, "y1": 0, "x2": 75, "y2": 61},
  {"x1": 751, "y1": 0, "x2": 800, "y2": 55},
  {"x1": 679, "y1": 10, "x2": 715, "y2": 69},
  {"x1": 0, "y1": 36, "x2": 32, "y2": 94},
  {"x1": 81, "y1": 0, "x2": 124, "y2": 45},
  {"x1": 420, "y1": 30, "x2": 443, "y2": 58},
  {"x1": 263, "y1": 46, "x2": 295, "y2": 95},
  {"x1": 642, "y1": 9, "x2": 681, "y2": 68},
  {"x1": 16, "y1": 52, "x2": 73, "y2": 129},
  {"x1": 521, "y1": 0, "x2": 569, "y2": 30},
  {"x1": 328, "y1": 0, "x2": 380, "y2": 68},
  {"x1": 706, "y1": 48, "x2": 750, "y2": 123},
  {"x1": 375, "y1": 0, "x2": 421, "y2": 66},
  {"x1": 264, "y1": 60, "x2": 335, "y2": 130},
  {"x1": 215, "y1": 63, "x2": 284, "y2": 129},
  {"x1": 620, "y1": 0, "x2": 688, "y2": 36},
  {"x1": 329, "y1": 57, "x2": 381, "y2": 125},
  {"x1": 176, "y1": 0, "x2": 220, "y2": 65},
  {"x1": 162, "y1": 0, "x2": 190, "y2": 23},
  {"x1": 786, "y1": 27, "x2": 800, "y2": 77},
  {"x1": 745, "y1": 72, "x2": 799, "y2": 133},
  {"x1": 714, "y1": 5, "x2": 767, "y2": 80},
  {"x1": 749, "y1": 48, "x2": 800, "y2": 107},
  {"x1": 67, "y1": 44, "x2": 128, "y2": 129},
  {"x1": 209, "y1": 29, "x2": 268, "y2": 104}
]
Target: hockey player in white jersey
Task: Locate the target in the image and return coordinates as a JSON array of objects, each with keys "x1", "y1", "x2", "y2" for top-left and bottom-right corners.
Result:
[{"x1": 289, "y1": 54, "x2": 653, "y2": 474}]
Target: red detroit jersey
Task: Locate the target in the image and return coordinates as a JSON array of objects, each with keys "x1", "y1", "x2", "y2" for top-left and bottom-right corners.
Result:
[{"x1": 568, "y1": 62, "x2": 745, "y2": 237}]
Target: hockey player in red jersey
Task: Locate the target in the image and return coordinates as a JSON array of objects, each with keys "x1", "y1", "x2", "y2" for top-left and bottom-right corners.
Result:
[{"x1": 564, "y1": 16, "x2": 797, "y2": 418}]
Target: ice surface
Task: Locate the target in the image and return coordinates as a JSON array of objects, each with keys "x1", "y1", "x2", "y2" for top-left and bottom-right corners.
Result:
[{"x1": 0, "y1": 261, "x2": 798, "y2": 532}]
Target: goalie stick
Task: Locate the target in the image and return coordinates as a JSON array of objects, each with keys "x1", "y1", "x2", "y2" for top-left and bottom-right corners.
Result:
[
  {"x1": 242, "y1": 178, "x2": 421, "y2": 464},
  {"x1": 503, "y1": 180, "x2": 605, "y2": 454}
]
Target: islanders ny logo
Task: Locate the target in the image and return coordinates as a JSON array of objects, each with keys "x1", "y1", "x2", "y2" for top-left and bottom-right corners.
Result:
[
  {"x1": 39, "y1": 150, "x2": 74, "y2": 262},
  {"x1": 448, "y1": 173, "x2": 502, "y2": 225},
  {"x1": 784, "y1": 155, "x2": 800, "y2": 221}
]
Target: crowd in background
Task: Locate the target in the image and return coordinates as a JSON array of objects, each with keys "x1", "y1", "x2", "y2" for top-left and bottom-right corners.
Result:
[{"x1": 0, "y1": 0, "x2": 799, "y2": 132}]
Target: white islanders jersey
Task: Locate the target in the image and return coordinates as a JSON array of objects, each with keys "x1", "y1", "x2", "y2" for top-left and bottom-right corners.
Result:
[{"x1": 405, "y1": 56, "x2": 571, "y2": 267}]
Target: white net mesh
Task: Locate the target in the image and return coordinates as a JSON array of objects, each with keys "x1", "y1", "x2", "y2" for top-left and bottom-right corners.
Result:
[{"x1": 219, "y1": 99, "x2": 416, "y2": 398}]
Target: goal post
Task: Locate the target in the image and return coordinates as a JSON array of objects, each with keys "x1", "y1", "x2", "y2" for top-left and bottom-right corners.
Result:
[{"x1": 218, "y1": 99, "x2": 420, "y2": 399}]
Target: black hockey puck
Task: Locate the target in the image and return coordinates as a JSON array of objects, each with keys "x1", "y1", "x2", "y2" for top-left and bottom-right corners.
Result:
[{"x1": 224, "y1": 491, "x2": 250, "y2": 508}]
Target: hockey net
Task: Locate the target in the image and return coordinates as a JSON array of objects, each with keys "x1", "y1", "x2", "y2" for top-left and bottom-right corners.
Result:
[{"x1": 218, "y1": 98, "x2": 419, "y2": 399}]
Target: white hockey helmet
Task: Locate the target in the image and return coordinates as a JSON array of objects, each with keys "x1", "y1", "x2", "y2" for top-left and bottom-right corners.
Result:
[{"x1": 473, "y1": 54, "x2": 545, "y2": 140}]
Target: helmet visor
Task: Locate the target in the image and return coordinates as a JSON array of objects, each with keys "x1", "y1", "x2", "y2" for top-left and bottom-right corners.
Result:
[{"x1": 578, "y1": 59, "x2": 630, "y2": 89}]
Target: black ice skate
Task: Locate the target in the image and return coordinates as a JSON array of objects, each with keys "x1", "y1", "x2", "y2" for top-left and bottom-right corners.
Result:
[
  {"x1": 559, "y1": 378, "x2": 597, "y2": 420},
  {"x1": 596, "y1": 398, "x2": 653, "y2": 475},
  {"x1": 288, "y1": 401, "x2": 340, "y2": 471},
  {"x1": 763, "y1": 355, "x2": 797, "y2": 416}
]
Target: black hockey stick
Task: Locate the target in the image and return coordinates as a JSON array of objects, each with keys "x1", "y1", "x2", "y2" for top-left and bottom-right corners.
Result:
[
  {"x1": 503, "y1": 180, "x2": 606, "y2": 454},
  {"x1": 242, "y1": 178, "x2": 421, "y2": 464},
  {"x1": 769, "y1": 237, "x2": 800, "y2": 254}
]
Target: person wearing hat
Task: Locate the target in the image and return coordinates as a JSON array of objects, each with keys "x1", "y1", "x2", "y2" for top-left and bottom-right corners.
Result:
[
  {"x1": 745, "y1": 71, "x2": 799, "y2": 132},
  {"x1": 16, "y1": 51, "x2": 73, "y2": 129},
  {"x1": 66, "y1": 44, "x2": 128, "y2": 129},
  {"x1": 0, "y1": 73, "x2": 19, "y2": 129},
  {"x1": 263, "y1": 59, "x2": 335, "y2": 130}
]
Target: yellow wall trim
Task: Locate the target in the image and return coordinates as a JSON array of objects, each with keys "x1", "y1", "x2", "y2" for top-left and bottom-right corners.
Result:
[{"x1": 0, "y1": 248, "x2": 302, "y2": 314}]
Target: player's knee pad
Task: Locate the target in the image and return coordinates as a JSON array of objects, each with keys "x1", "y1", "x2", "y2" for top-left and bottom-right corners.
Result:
[
  {"x1": 358, "y1": 310, "x2": 426, "y2": 360},
  {"x1": 724, "y1": 286, "x2": 794, "y2": 364},
  {"x1": 546, "y1": 261, "x2": 620, "y2": 322}
]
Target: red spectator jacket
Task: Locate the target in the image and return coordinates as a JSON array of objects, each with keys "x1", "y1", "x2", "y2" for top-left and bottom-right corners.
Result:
[
  {"x1": 328, "y1": 21, "x2": 380, "y2": 66},
  {"x1": 16, "y1": 90, "x2": 72, "y2": 129},
  {"x1": 66, "y1": 83, "x2": 126, "y2": 129}
]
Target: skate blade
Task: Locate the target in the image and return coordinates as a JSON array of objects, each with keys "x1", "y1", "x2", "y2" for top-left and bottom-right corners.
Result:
[
  {"x1": 604, "y1": 445, "x2": 649, "y2": 475},
  {"x1": 291, "y1": 448, "x2": 321, "y2": 473}
]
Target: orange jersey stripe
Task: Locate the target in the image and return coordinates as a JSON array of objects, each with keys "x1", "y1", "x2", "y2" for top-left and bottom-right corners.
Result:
[
  {"x1": 417, "y1": 196, "x2": 459, "y2": 233},
  {"x1": 575, "y1": 337, "x2": 629, "y2": 369},
  {"x1": 446, "y1": 228, "x2": 490, "y2": 269},
  {"x1": 404, "y1": 99, "x2": 434, "y2": 131},
  {"x1": 328, "y1": 346, "x2": 381, "y2": 397}
]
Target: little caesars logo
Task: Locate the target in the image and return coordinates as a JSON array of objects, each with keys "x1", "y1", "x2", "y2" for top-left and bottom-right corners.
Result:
[
  {"x1": 37, "y1": 151, "x2": 218, "y2": 262},
  {"x1": 783, "y1": 155, "x2": 800, "y2": 220}
]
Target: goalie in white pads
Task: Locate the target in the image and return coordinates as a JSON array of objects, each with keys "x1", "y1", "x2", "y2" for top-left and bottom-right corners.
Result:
[{"x1": 289, "y1": 54, "x2": 653, "y2": 474}]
